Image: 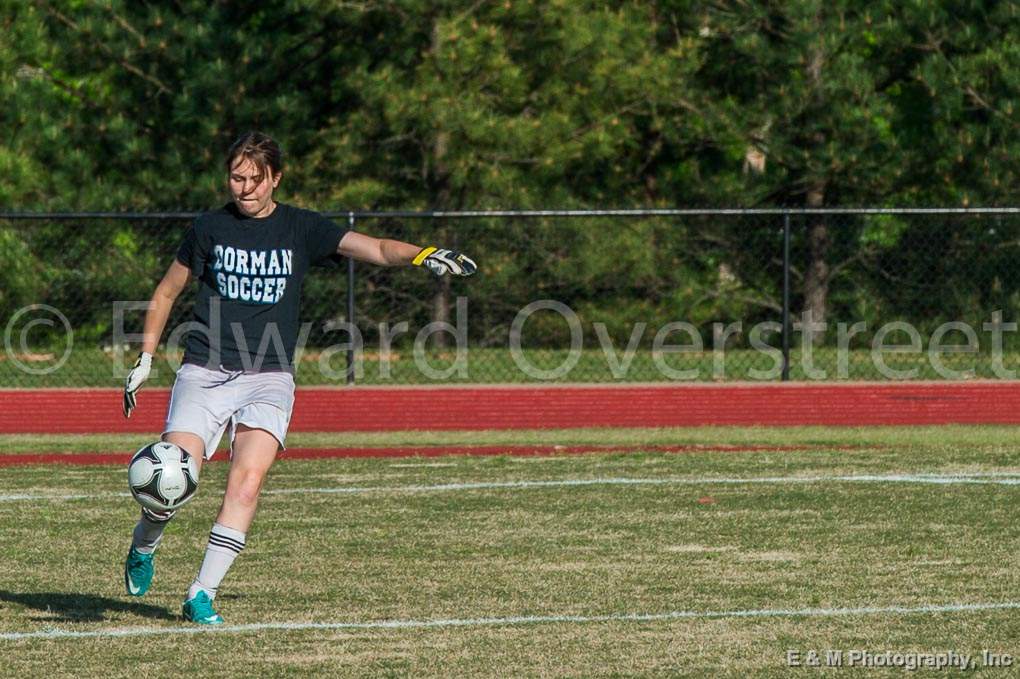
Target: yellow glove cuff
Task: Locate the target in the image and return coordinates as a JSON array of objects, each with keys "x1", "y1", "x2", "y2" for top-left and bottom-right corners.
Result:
[{"x1": 412, "y1": 246, "x2": 437, "y2": 266}]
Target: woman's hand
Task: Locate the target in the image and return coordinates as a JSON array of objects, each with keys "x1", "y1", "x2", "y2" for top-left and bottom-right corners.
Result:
[
  {"x1": 123, "y1": 352, "x2": 153, "y2": 418},
  {"x1": 413, "y1": 247, "x2": 478, "y2": 276}
]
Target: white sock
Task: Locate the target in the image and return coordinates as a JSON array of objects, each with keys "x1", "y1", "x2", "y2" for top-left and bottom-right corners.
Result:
[
  {"x1": 131, "y1": 509, "x2": 174, "y2": 554},
  {"x1": 188, "y1": 522, "x2": 246, "y2": 600}
]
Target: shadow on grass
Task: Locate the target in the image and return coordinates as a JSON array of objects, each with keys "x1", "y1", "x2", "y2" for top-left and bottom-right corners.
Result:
[{"x1": 0, "y1": 590, "x2": 177, "y2": 622}]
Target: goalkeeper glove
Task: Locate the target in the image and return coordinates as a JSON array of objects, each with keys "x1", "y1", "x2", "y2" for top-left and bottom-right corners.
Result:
[
  {"x1": 123, "y1": 352, "x2": 152, "y2": 418},
  {"x1": 413, "y1": 247, "x2": 477, "y2": 277}
]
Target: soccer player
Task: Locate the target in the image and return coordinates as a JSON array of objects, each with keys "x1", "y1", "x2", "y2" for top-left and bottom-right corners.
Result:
[{"x1": 121, "y1": 131, "x2": 476, "y2": 624}]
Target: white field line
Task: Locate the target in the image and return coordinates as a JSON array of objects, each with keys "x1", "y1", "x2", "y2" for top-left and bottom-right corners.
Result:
[
  {"x1": 1, "y1": 601, "x2": 1018, "y2": 642},
  {"x1": 2, "y1": 472, "x2": 1020, "y2": 504}
]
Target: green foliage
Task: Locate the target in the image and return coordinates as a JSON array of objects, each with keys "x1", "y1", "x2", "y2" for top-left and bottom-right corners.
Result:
[
  {"x1": 4, "y1": 1, "x2": 1020, "y2": 363},
  {"x1": 7, "y1": 1, "x2": 1020, "y2": 207},
  {"x1": 0, "y1": 228, "x2": 45, "y2": 314}
]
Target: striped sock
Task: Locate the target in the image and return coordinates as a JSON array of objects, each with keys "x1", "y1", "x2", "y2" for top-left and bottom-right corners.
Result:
[
  {"x1": 188, "y1": 522, "x2": 246, "y2": 600},
  {"x1": 131, "y1": 508, "x2": 175, "y2": 554}
]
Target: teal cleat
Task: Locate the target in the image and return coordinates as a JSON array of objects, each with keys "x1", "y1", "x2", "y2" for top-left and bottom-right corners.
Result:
[
  {"x1": 182, "y1": 590, "x2": 224, "y2": 625},
  {"x1": 124, "y1": 547, "x2": 154, "y2": 597}
]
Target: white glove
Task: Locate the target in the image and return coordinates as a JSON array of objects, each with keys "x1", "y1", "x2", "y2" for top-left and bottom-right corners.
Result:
[
  {"x1": 413, "y1": 247, "x2": 477, "y2": 277},
  {"x1": 123, "y1": 352, "x2": 152, "y2": 418}
]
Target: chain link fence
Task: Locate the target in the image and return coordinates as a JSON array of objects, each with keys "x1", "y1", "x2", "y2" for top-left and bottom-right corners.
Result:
[{"x1": 3, "y1": 209, "x2": 1020, "y2": 388}]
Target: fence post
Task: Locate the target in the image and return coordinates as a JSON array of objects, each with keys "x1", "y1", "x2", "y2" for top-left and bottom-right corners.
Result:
[
  {"x1": 347, "y1": 212, "x2": 356, "y2": 386},
  {"x1": 781, "y1": 212, "x2": 791, "y2": 381}
]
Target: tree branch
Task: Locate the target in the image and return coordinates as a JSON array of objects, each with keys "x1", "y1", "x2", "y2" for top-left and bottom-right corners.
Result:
[
  {"x1": 103, "y1": 6, "x2": 147, "y2": 49},
  {"x1": 39, "y1": 1, "x2": 172, "y2": 97}
]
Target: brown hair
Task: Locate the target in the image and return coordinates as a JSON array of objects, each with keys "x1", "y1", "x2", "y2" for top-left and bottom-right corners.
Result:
[{"x1": 225, "y1": 131, "x2": 283, "y2": 183}]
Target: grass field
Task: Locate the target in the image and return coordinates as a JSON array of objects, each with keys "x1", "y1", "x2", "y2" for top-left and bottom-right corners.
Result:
[
  {"x1": 7, "y1": 346, "x2": 1020, "y2": 387},
  {"x1": 1, "y1": 425, "x2": 1019, "y2": 676}
]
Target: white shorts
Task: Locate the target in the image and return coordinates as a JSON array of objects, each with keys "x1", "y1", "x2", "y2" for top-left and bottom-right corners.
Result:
[{"x1": 163, "y1": 363, "x2": 296, "y2": 460}]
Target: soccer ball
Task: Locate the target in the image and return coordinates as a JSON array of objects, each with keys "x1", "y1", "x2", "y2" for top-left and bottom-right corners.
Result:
[{"x1": 128, "y1": 441, "x2": 199, "y2": 512}]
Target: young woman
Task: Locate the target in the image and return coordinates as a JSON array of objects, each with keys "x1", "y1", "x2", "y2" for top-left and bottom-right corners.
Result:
[{"x1": 121, "y1": 131, "x2": 476, "y2": 625}]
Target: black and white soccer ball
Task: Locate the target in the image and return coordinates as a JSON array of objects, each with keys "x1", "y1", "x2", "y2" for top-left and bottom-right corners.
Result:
[{"x1": 128, "y1": 441, "x2": 199, "y2": 512}]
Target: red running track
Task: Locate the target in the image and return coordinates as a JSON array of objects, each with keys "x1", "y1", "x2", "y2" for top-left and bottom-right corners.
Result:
[{"x1": 1, "y1": 382, "x2": 1020, "y2": 434}]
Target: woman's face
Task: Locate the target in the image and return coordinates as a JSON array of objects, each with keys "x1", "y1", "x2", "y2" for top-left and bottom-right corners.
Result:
[{"x1": 228, "y1": 157, "x2": 280, "y2": 218}]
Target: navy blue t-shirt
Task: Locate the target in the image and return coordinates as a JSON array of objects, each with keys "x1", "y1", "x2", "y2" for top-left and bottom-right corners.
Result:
[{"x1": 175, "y1": 202, "x2": 348, "y2": 372}]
